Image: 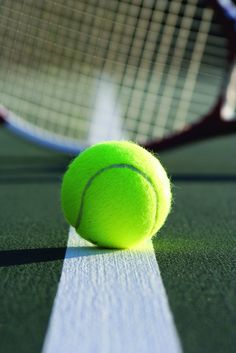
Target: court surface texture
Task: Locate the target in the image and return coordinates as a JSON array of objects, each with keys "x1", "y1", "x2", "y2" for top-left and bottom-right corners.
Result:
[{"x1": 0, "y1": 129, "x2": 235, "y2": 353}]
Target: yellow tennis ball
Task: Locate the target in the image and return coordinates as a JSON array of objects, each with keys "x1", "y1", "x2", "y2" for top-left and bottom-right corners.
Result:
[{"x1": 61, "y1": 141, "x2": 172, "y2": 249}]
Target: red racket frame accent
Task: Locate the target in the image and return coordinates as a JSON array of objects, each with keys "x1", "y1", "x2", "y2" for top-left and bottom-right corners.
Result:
[{"x1": 144, "y1": 0, "x2": 236, "y2": 152}]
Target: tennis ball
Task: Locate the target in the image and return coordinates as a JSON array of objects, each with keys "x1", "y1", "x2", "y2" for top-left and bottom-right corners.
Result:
[{"x1": 61, "y1": 141, "x2": 172, "y2": 249}]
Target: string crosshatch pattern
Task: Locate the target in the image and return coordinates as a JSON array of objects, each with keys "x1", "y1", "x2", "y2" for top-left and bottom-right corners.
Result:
[{"x1": 0, "y1": 0, "x2": 236, "y2": 153}]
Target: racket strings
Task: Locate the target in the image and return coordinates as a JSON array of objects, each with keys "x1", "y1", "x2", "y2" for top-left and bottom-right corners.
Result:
[{"x1": 0, "y1": 0, "x2": 227, "y2": 144}]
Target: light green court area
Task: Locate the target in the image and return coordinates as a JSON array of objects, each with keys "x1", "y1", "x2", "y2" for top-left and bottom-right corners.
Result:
[{"x1": 0, "y1": 129, "x2": 235, "y2": 353}]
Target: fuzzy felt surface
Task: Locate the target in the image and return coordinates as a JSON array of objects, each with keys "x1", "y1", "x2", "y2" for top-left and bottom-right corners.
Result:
[{"x1": 61, "y1": 141, "x2": 171, "y2": 248}]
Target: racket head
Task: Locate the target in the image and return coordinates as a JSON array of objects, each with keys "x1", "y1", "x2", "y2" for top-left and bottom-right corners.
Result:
[{"x1": 0, "y1": 0, "x2": 235, "y2": 153}]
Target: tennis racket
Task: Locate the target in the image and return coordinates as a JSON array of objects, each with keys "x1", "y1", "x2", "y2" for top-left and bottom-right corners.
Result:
[{"x1": 0, "y1": 0, "x2": 236, "y2": 154}]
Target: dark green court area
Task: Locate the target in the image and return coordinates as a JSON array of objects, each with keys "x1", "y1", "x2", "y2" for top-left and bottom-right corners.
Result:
[{"x1": 0, "y1": 129, "x2": 235, "y2": 353}]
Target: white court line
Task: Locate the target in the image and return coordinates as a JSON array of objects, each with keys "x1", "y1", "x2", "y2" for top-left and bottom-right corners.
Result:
[{"x1": 42, "y1": 227, "x2": 182, "y2": 353}]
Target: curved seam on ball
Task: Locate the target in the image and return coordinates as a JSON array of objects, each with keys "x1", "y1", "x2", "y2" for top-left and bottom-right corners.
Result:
[{"x1": 75, "y1": 163, "x2": 158, "y2": 234}]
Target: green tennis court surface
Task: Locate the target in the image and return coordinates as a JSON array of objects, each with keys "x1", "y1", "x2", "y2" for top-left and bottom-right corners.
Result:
[{"x1": 0, "y1": 129, "x2": 235, "y2": 353}]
